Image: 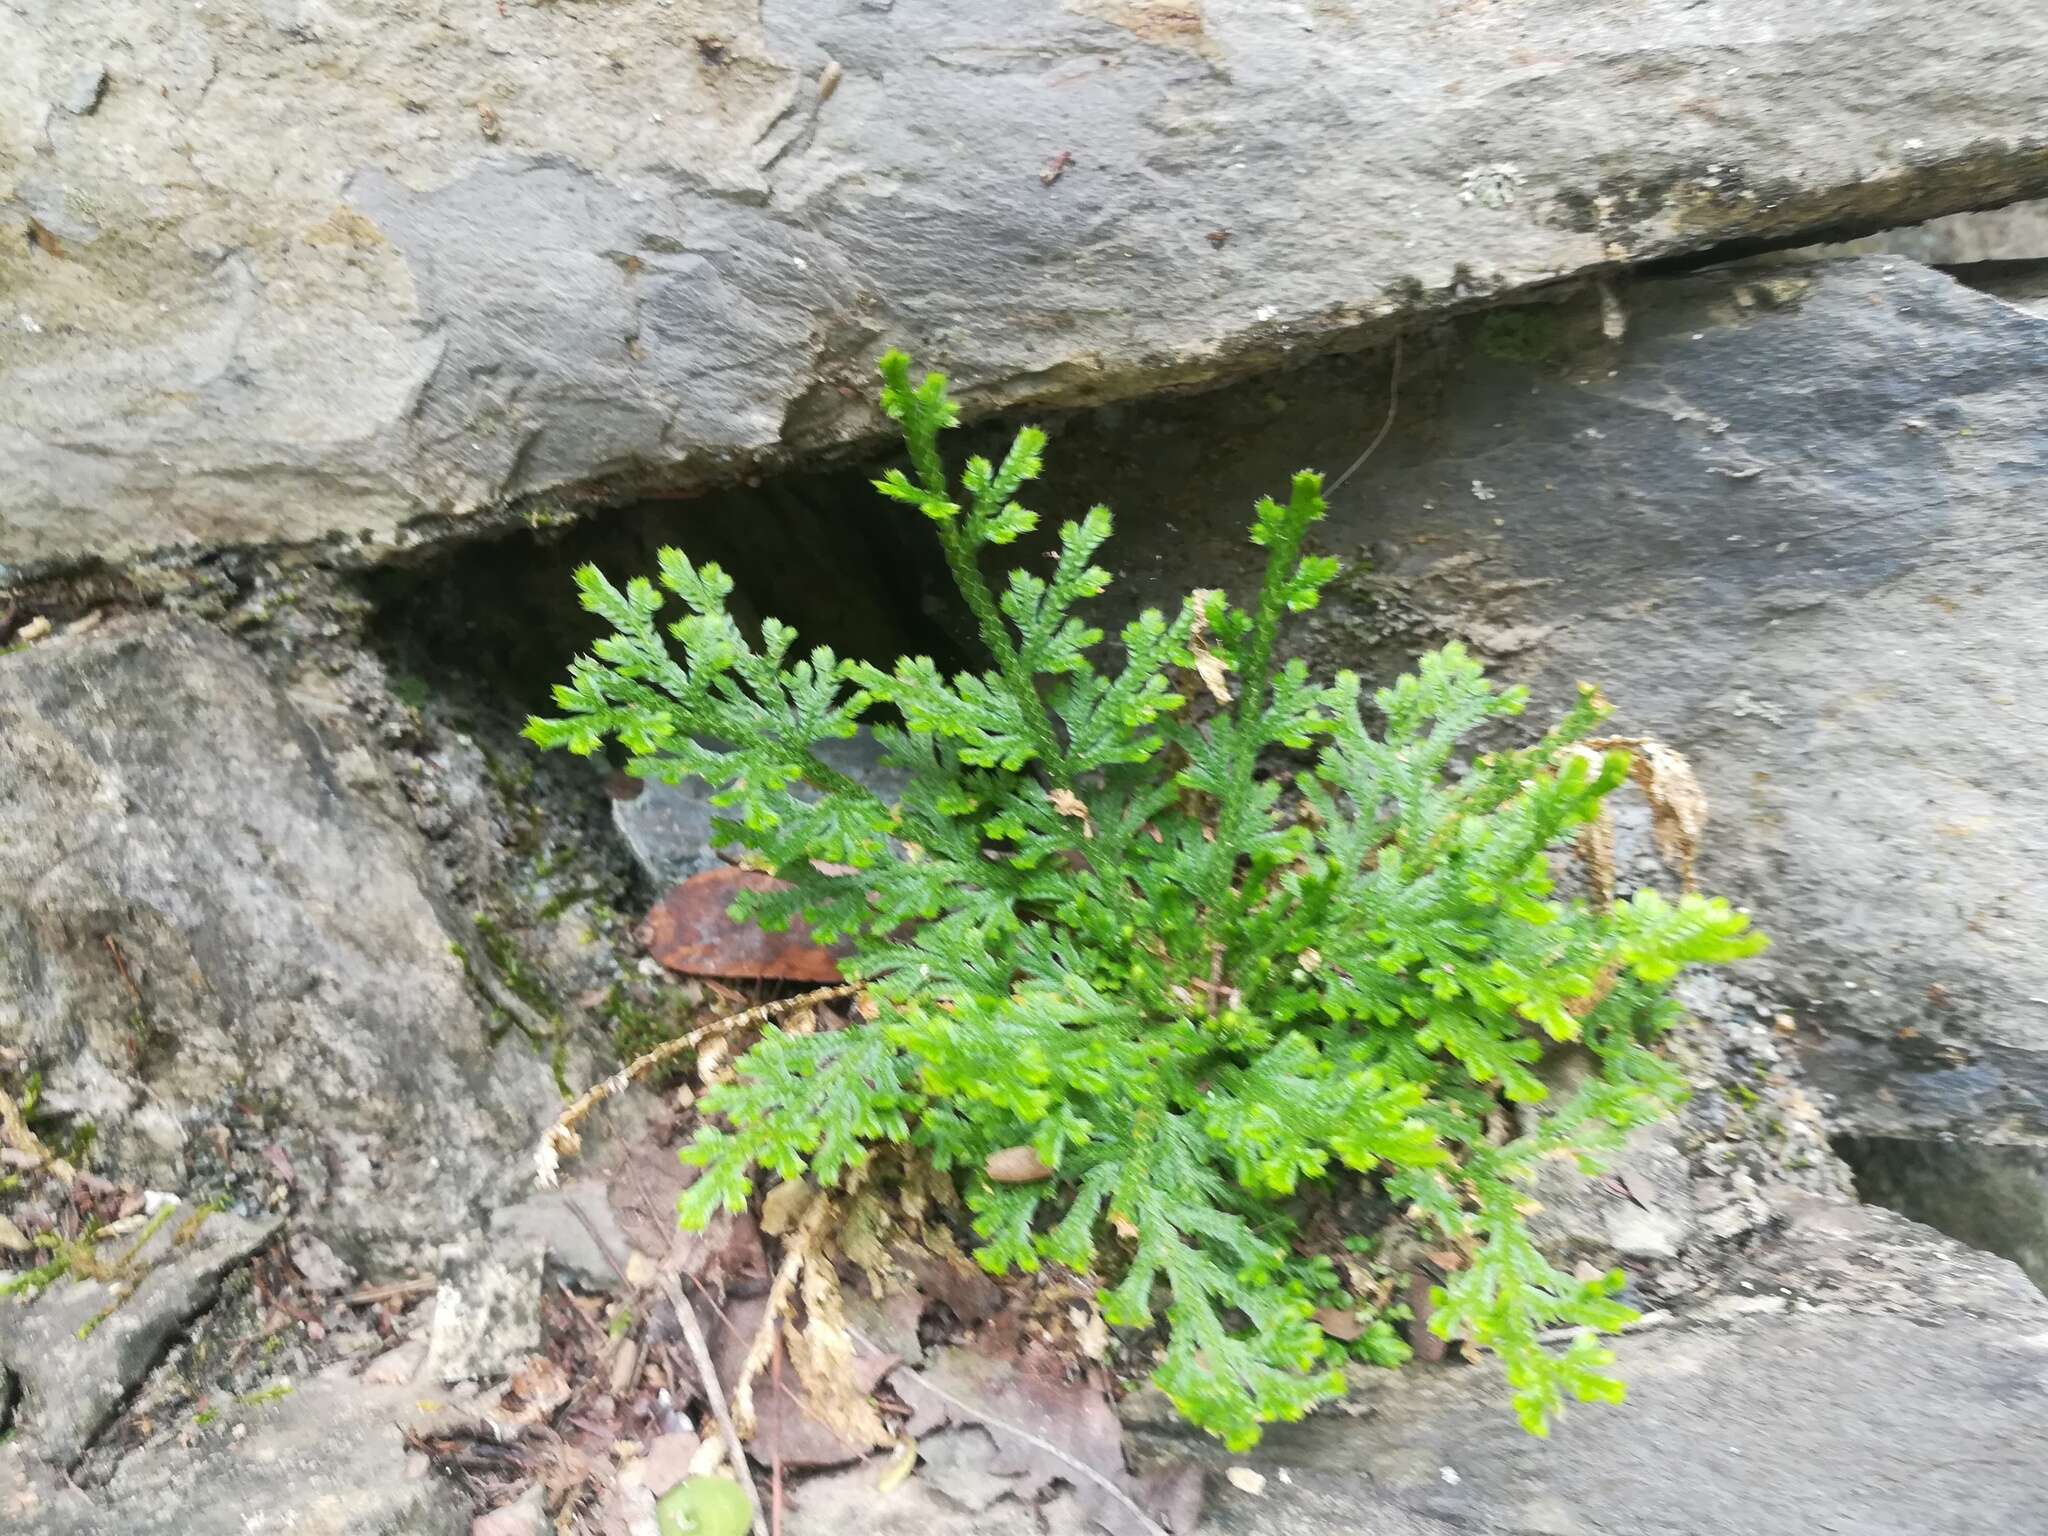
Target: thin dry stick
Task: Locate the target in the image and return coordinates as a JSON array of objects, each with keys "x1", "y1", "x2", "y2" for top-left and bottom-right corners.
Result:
[
  {"x1": 1326, "y1": 331, "x2": 1404, "y2": 498},
  {"x1": 342, "y1": 1277, "x2": 437, "y2": 1307},
  {"x1": 770, "y1": 1347, "x2": 785, "y2": 1536},
  {"x1": 733, "y1": 1192, "x2": 832, "y2": 1435},
  {"x1": 536, "y1": 983, "x2": 858, "y2": 1186},
  {"x1": 661, "y1": 1265, "x2": 771, "y2": 1536},
  {"x1": 0, "y1": 1084, "x2": 75, "y2": 1187},
  {"x1": 858, "y1": 1331, "x2": 1170, "y2": 1536}
]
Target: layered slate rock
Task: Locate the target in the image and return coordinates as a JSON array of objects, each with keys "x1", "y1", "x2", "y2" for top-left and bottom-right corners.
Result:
[
  {"x1": 1070, "y1": 255, "x2": 2048, "y2": 1268},
  {"x1": 0, "y1": 1211, "x2": 277, "y2": 1470},
  {"x1": 6, "y1": 1, "x2": 2048, "y2": 568},
  {"x1": 0, "y1": 1379, "x2": 470, "y2": 1536},
  {"x1": 0, "y1": 618, "x2": 565, "y2": 1263}
]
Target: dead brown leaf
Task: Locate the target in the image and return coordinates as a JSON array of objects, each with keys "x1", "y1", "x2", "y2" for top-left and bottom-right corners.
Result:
[
  {"x1": 1048, "y1": 787, "x2": 1094, "y2": 839},
  {"x1": 890, "y1": 1343, "x2": 1177, "y2": 1536},
  {"x1": 491, "y1": 1354, "x2": 572, "y2": 1429},
  {"x1": 640, "y1": 867, "x2": 848, "y2": 982},
  {"x1": 984, "y1": 1145, "x2": 1054, "y2": 1184},
  {"x1": 1586, "y1": 736, "x2": 1709, "y2": 891},
  {"x1": 894, "y1": 1238, "x2": 1004, "y2": 1328},
  {"x1": 1312, "y1": 1305, "x2": 1365, "y2": 1342},
  {"x1": 1186, "y1": 589, "x2": 1234, "y2": 704}
]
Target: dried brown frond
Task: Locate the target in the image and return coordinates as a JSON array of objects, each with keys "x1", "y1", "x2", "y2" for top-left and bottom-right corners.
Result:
[
  {"x1": 536, "y1": 983, "x2": 857, "y2": 1188},
  {"x1": 1586, "y1": 736, "x2": 1709, "y2": 891}
]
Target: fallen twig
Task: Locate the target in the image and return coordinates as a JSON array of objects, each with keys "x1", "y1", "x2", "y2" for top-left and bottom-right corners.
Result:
[
  {"x1": 857, "y1": 1329, "x2": 1170, "y2": 1536},
  {"x1": 342, "y1": 1277, "x2": 437, "y2": 1307},
  {"x1": 660, "y1": 1260, "x2": 770, "y2": 1536},
  {"x1": 102, "y1": 933, "x2": 143, "y2": 1004},
  {"x1": 770, "y1": 1347, "x2": 785, "y2": 1536},
  {"x1": 537, "y1": 983, "x2": 858, "y2": 1188}
]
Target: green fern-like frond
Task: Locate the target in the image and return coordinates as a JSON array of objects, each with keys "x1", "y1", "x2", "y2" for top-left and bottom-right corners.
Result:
[{"x1": 527, "y1": 350, "x2": 1768, "y2": 1447}]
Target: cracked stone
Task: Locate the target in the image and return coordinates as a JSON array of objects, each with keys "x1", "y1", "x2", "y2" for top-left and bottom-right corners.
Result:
[{"x1": 0, "y1": 1210, "x2": 278, "y2": 1469}]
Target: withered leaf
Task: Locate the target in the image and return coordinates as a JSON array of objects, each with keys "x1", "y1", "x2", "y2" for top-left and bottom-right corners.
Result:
[
  {"x1": 1312, "y1": 1305, "x2": 1364, "y2": 1342},
  {"x1": 892, "y1": 1343, "x2": 1175, "y2": 1536},
  {"x1": 1585, "y1": 736, "x2": 1710, "y2": 891},
  {"x1": 1047, "y1": 787, "x2": 1094, "y2": 838},
  {"x1": 1186, "y1": 589, "x2": 1234, "y2": 704},
  {"x1": 786, "y1": 1248, "x2": 893, "y2": 1449},
  {"x1": 640, "y1": 867, "x2": 847, "y2": 982},
  {"x1": 984, "y1": 1145, "x2": 1054, "y2": 1184}
]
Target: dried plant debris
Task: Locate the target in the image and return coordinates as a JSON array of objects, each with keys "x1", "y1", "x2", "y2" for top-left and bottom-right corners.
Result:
[
  {"x1": 1586, "y1": 736, "x2": 1709, "y2": 890},
  {"x1": 888, "y1": 1342, "x2": 1183, "y2": 1536},
  {"x1": 1562, "y1": 743, "x2": 1620, "y2": 911},
  {"x1": 786, "y1": 1246, "x2": 893, "y2": 1451}
]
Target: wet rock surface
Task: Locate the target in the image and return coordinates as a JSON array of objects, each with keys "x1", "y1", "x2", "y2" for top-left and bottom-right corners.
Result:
[{"x1": 7, "y1": 2, "x2": 2048, "y2": 569}]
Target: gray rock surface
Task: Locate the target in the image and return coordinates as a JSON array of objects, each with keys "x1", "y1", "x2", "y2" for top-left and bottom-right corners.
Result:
[
  {"x1": 1526, "y1": 1123, "x2": 1694, "y2": 1266},
  {"x1": 0, "y1": 1210, "x2": 276, "y2": 1470},
  {"x1": 615, "y1": 730, "x2": 908, "y2": 887},
  {"x1": 0, "y1": 617, "x2": 566, "y2": 1264},
  {"x1": 7, "y1": 2, "x2": 2048, "y2": 570},
  {"x1": 423, "y1": 1241, "x2": 543, "y2": 1385},
  {"x1": 1069, "y1": 254, "x2": 2048, "y2": 1257},
  {"x1": 1141, "y1": 1202, "x2": 2048, "y2": 1536},
  {"x1": 789, "y1": 1203, "x2": 2048, "y2": 1536},
  {"x1": 0, "y1": 1377, "x2": 469, "y2": 1535},
  {"x1": 487, "y1": 1178, "x2": 635, "y2": 1293}
]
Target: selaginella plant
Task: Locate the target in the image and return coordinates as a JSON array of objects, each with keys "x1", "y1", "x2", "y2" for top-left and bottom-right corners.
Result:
[{"x1": 525, "y1": 353, "x2": 1765, "y2": 1449}]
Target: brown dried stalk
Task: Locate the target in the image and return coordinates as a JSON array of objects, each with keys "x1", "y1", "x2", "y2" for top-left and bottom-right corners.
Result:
[{"x1": 535, "y1": 982, "x2": 857, "y2": 1187}]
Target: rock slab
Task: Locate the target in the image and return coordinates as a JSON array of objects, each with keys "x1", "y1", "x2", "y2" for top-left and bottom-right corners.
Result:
[
  {"x1": 1078, "y1": 255, "x2": 2048, "y2": 1248},
  {"x1": 0, "y1": 618, "x2": 565, "y2": 1264},
  {"x1": 7, "y1": 1, "x2": 2048, "y2": 568},
  {"x1": 0, "y1": 1210, "x2": 277, "y2": 1470},
  {"x1": 1155, "y1": 1202, "x2": 2048, "y2": 1536},
  {"x1": 0, "y1": 1378, "x2": 469, "y2": 1536}
]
